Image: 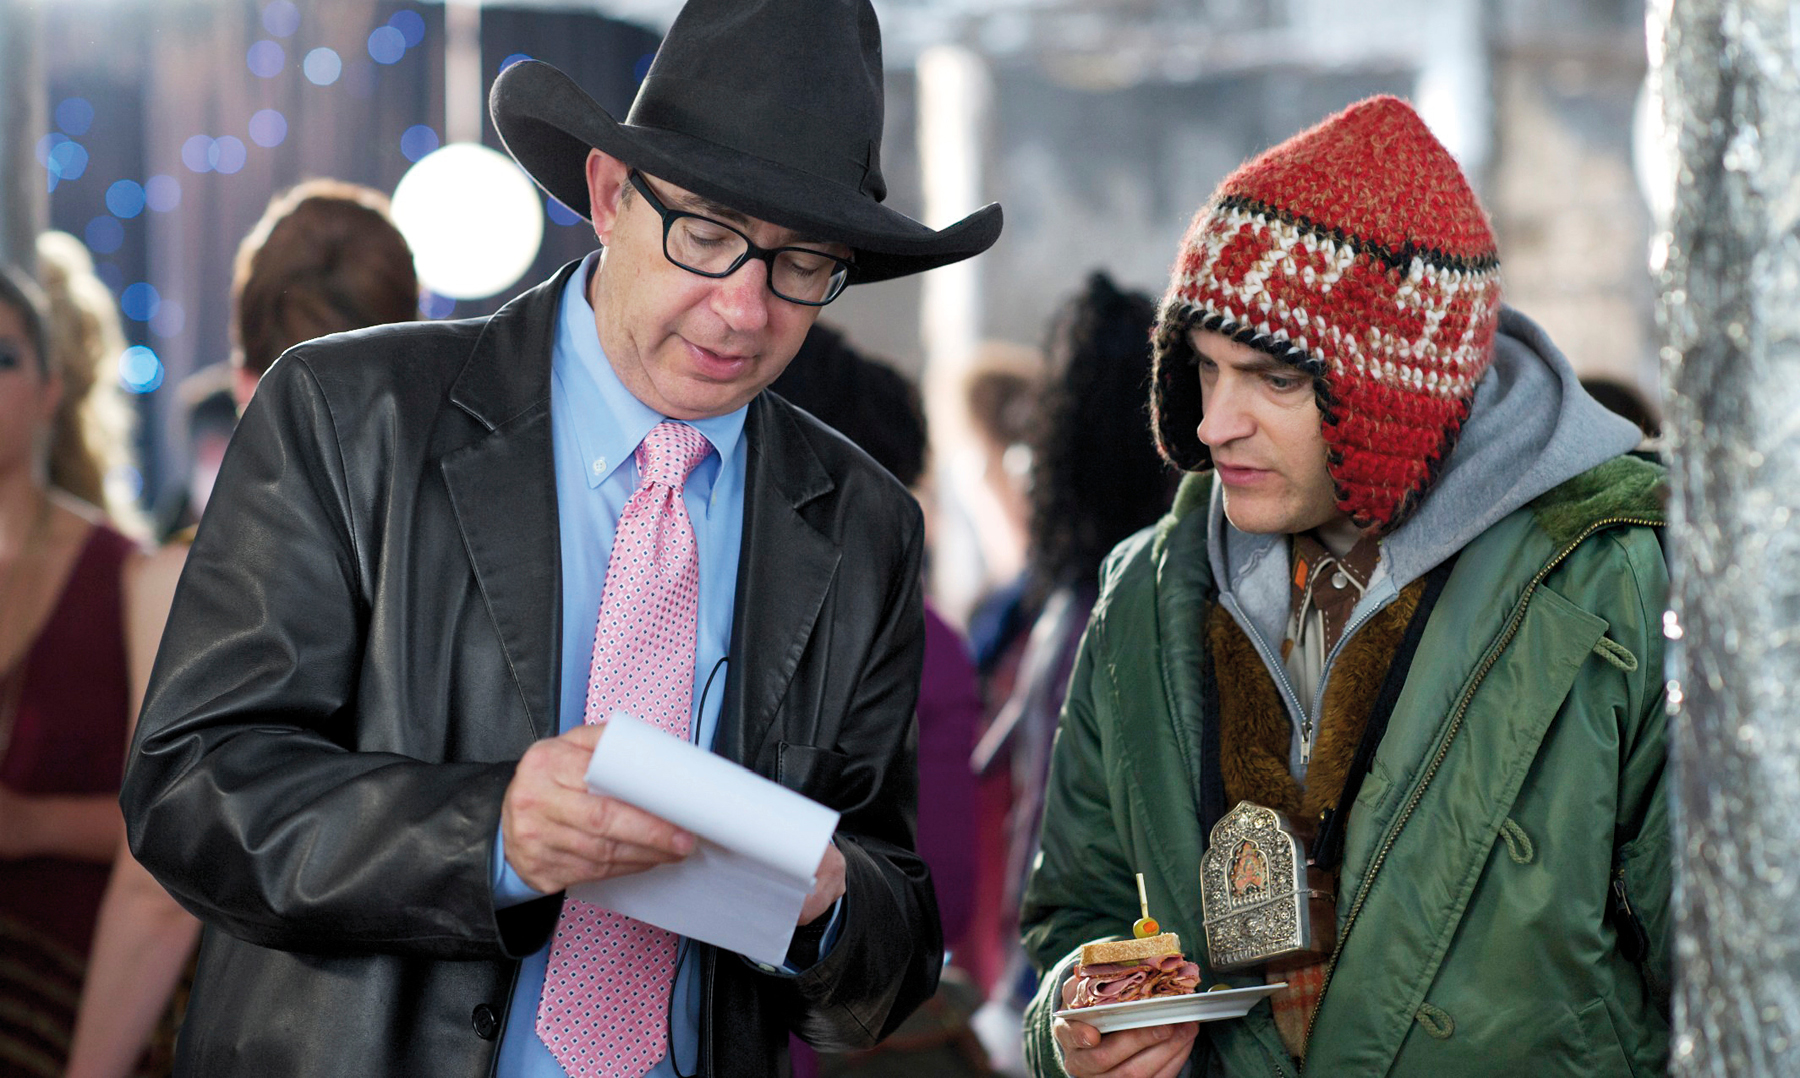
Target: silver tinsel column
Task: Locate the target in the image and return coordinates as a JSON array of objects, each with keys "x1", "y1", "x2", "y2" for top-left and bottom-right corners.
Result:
[
  {"x1": 0, "y1": 0, "x2": 45, "y2": 266},
  {"x1": 1652, "y1": 0, "x2": 1800, "y2": 1075}
]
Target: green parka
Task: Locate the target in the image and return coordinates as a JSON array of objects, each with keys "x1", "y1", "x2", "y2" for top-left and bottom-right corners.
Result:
[{"x1": 1021, "y1": 456, "x2": 1670, "y2": 1077}]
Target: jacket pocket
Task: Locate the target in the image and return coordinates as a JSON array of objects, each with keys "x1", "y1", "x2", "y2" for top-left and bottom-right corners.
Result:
[
  {"x1": 776, "y1": 741, "x2": 851, "y2": 802},
  {"x1": 1576, "y1": 997, "x2": 1648, "y2": 1078}
]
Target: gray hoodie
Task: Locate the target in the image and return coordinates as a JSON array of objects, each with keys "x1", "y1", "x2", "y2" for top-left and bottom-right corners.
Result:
[{"x1": 1205, "y1": 306, "x2": 1644, "y2": 777}]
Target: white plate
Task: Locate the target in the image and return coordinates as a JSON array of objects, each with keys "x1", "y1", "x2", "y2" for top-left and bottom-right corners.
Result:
[{"x1": 1053, "y1": 983, "x2": 1286, "y2": 1034}]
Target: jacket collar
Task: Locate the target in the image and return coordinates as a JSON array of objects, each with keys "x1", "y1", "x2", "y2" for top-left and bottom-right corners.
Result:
[
  {"x1": 714, "y1": 392, "x2": 840, "y2": 770},
  {"x1": 449, "y1": 261, "x2": 576, "y2": 433}
]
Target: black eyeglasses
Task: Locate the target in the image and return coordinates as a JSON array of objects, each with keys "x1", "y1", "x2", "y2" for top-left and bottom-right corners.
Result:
[{"x1": 626, "y1": 171, "x2": 853, "y2": 306}]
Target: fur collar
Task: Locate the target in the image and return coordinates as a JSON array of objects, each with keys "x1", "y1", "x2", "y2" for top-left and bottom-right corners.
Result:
[{"x1": 1209, "y1": 576, "x2": 1426, "y2": 819}]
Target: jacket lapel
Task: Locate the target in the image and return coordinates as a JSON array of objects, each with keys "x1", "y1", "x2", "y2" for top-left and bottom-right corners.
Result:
[
  {"x1": 714, "y1": 394, "x2": 841, "y2": 771},
  {"x1": 437, "y1": 263, "x2": 580, "y2": 741}
]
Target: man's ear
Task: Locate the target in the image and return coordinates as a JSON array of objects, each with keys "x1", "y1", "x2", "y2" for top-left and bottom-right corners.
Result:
[{"x1": 585, "y1": 149, "x2": 629, "y2": 245}]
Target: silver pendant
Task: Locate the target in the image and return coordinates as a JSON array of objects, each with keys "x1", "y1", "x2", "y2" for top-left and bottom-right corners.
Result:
[{"x1": 1199, "y1": 801, "x2": 1322, "y2": 970}]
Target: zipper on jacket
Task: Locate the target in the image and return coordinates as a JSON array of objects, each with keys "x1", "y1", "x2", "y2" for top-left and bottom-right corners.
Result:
[
  {"x1": 1300, "y1": 596, "x2": 1394, "y2": 768},
  {"x1": 1298, "y1": 515, "x2": 1660, "y2": 1059},
  {"x1": 1220, "y1": 593, "x2": 1313, "y2": 765}
]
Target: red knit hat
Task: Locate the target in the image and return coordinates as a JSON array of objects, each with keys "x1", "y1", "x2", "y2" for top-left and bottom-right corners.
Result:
[{"x1": 1150, "y1": 95, "x2": 1502, "y2": 534}]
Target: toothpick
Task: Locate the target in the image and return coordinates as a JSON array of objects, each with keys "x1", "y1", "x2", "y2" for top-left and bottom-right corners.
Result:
[{"x1": 1136, "y1": 872, "x2": 1149, "y2": 922}]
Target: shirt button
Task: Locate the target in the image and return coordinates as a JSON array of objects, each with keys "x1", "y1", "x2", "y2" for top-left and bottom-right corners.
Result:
[
  {"x1": 1331, "y1": 571, "x2": 1349, "y2": 589},
  {"x1": 592, "y1": 457, "x2": 607, "y2": 475},
  {"x1": 471, "y1": 1004, "x2": 499, "y2": 1040}
]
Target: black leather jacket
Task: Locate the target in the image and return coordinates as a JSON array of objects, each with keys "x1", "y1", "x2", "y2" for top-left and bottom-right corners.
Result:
[{"x1": 123, "y1": 263, "x2": 940, "y2": 1077}]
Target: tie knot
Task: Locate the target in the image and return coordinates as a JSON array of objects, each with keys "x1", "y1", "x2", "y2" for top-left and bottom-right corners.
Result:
[{"x1": 636, "y1": 420, "x2": 712, "y2": 489}]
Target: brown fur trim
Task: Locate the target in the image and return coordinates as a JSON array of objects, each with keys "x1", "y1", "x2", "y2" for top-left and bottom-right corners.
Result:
[
  {"x1": 1209, "y1": 604, "x2": 1301, "y2": 814},
  {"x1": 1208, "y1": 578, "x2": 1427, "y2": 820}
]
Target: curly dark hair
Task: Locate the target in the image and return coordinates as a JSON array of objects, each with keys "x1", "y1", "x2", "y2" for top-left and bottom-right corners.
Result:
[{"x1": 1027, "y1": 271, "x2": 1176, "y2": 592}]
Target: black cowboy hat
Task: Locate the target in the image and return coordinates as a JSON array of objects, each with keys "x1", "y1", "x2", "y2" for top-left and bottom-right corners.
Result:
[{"x1": 489, "y1": 0, "x2": 1002, "y2": 285}]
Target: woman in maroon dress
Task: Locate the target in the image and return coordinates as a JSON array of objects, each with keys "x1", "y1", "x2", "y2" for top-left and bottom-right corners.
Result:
[{"x1": 0, "y1": 264, "x2": 145, "y2": 1076}]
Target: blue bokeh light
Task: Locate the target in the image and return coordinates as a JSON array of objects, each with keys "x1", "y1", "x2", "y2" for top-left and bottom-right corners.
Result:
[
  {"x1": 44, "y1": 138, "x2": 89, "y2": 182},
  {"x1": 106, "y1": 179, "x2": 147, "y2": 219},
  {"x1": 389, "y1": 9, "x2": 426, "y2": 47},
  {"x1": 500, "y1": 52, "x2": 532, "y2": 73},
  {"x1": 400, "y1": 125, "x2": 439, "y2": 163},
  {"x1": 419, "y1": 292, "x2": 456, "y2": 319},
  {"x1": 304, "y1": 47, "x2": 343, "y2": 86},
  {"x1": 546, "y1": 195, "x2": 582, "y2": 227},
  {"x1": 121, "y1": 282, "x2": 161, "y2": 323},
  {"x1": 368, "y1": 26, "x2": 406, "y2": 65},
  {"x1": 247, "y1": 39, "x2": 286, "y2": 78},
  {"x1": 263, "y1": 0, "x2": 300, "y2": 37},
  {"x1": 249, "y1": 109, "x2": 288, "y2": 148},
  {"x1": 211, "y1": 136, "x2": 248, "y2": 175},
  {"x1": 56, "y1": 97, "x2": 95, "y2": 137},
  {"x1": 119, "y1": 345, "x2": 164, "y2": 394},
  {"x1": 151, "y1": 299, "x2": 187, "y2": 339},
  {"x1": 182, "y1": 135, "x2": 215, "y2": 173},
  {"x1": 84, "y1": 215, "x2": 124, "y2": 255},
  {"x1": 146, "y1": 174, "x2": 182, "y2": 212}
]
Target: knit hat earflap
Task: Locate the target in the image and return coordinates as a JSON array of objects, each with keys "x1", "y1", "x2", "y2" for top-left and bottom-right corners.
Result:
[{"x1": 1150, "y1": 95, "x2": 1503, "y2": 535}]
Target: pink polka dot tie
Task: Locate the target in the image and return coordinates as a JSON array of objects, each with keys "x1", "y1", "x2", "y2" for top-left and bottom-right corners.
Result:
[{"x1": 537, "y1": 420, "x2": 713, "y2": 1078}]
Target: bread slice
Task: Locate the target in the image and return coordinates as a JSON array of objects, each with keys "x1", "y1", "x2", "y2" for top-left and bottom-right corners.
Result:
[{"x1": 1080, "y1": 933, "x2": 1181, "y2": 966}]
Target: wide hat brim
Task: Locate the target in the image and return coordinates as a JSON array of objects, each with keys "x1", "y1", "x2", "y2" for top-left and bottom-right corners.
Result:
[{"x1": 491, "y1": 60, "x2": 1002, "y2": 285}]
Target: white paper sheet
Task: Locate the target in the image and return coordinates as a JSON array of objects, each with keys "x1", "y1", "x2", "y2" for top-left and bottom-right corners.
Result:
[{"x1": 567, "y1": 713, "x2": 840, "y2": 966}]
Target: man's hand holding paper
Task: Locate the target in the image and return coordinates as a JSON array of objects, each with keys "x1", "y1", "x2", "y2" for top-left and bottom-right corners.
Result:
[
  {"x1": 500, "y1": 723, "x2": 698, "y2": 894},
  {"x1": 561, "y1": 713, "x2": 844, "y2": 966}
]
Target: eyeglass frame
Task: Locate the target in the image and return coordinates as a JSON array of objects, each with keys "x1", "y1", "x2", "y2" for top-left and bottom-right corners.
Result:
[{"x1": 624, "y1": 171, "x2": 854, "y2": 307}]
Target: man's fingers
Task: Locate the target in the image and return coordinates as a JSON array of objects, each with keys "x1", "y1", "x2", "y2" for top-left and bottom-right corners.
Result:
[
  {"x1": 586, "y1": 795, "x2": 694, "y2": 858},
  {"x1": 1056, "y1": 1021, "x2": 1196, "y2": 1078}
]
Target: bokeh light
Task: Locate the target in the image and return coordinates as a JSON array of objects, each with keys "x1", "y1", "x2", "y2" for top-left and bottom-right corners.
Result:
[
  {"x1": 247, "y1": 40, "x2": 286, "y2": 78},
  {"x1": 389, "y1": 9, "x2": 426, "y2": 47},
  {"x1": 500, "y1": 52, "x2": 532, "y2": 73},
  {"x1": 106, "y1": 179, "x2": 147, "y2": 219},
  {"x1": 106, "y1": 464, "x2": 144, "y2": 505},
  {"x1": 146, "y1": 174, "x2": 182, "y2": 212},
  {"x1": 400, "y1": 125, "x2": 439, "y2": 163},
  {"x1": 56, "y1": 97, "x2": 94, "y2": 137},
  {"x1": 391, "y1": 143, "x2": 545, "y2": 300},
  {"x1": 41, "y1": 137, "x2": 89, "y2": 188},
  {"x1": 419, "y1": 291, "x2": 456, "y2": 319},
  {"x1": 150, "y1": 299, "x2": 187, "y2": 339},
  {"x1": 304, "y1": 47, "x2": 343, "y2": 86},
  {"x1": 368, "y1": 26, "x2": 406, "y2": 65},
  {"x1": 118, "y1": 345, "x2": 164, "y2": 393},
  {"x1": 121, "y1": 282, "x2": 161, "y2": 322},
  {"x1": 84, "y1": 216, "x2": 124, "y2": 255},
  {"x1": 546, "y1": 195, "x2": 582, "y2": 227},
  {"x1": 183, "y1": 135, "x2": 216, "y2": 173},
  {"x1": 211, "y1": 136, "x2": 248, "y2": 175},
  {"x1": 249, "y1": 109, "x2": 288, "y2": 148},
  {"x1": 263, "y1": 0, "x2": 300, "y2": 37}
]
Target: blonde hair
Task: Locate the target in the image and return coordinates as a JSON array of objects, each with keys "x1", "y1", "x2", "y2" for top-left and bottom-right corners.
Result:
[{"x1": 36, "y1": 230, "x2": 147, "y2": 537}]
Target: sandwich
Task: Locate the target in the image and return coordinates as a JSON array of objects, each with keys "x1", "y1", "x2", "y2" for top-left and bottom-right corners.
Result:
[{"x1": 1069, "y1": 932, "x2": 1201, "y2": 1007}]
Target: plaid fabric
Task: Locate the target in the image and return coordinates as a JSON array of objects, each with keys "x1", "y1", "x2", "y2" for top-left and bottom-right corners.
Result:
[{"x1": 1268, "y1": 959, "x2": 1329, "y2": 1061}]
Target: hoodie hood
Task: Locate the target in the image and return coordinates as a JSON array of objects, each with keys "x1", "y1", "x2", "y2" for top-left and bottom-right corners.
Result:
[{"x1": 1204, "y1": 305, "x2": 1643, "y2": 668}]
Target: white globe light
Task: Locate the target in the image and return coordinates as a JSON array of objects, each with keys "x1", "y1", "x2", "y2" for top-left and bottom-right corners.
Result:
[{"x1": 391, "y1": 142, "x2": 545, "y2": 300}]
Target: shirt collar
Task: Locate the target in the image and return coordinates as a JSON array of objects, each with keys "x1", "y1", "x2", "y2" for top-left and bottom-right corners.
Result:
[{"x1": 553, "y1": 252, "x2": 748, "y2": 493}]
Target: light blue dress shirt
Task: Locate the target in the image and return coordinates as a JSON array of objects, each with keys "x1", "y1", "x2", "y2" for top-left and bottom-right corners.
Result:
[{"x1": 492, "y1": 253, "x2": 746, "y2": 1077}]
